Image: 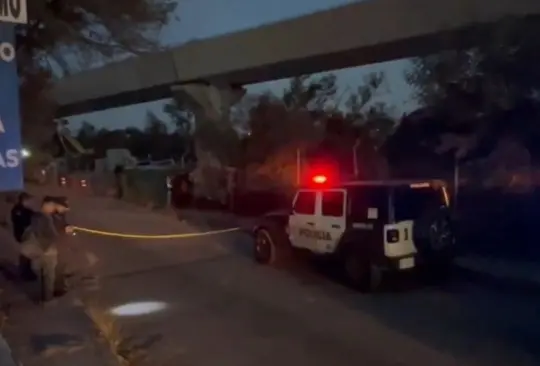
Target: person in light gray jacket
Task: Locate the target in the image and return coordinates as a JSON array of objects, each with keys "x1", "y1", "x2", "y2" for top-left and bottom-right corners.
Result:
[
  {"x1": 23, "y1": 196, "x2": 71, "y2": 302},
  {"x1": 0, "y1": 334, "x2": 17, "y2": 366}
]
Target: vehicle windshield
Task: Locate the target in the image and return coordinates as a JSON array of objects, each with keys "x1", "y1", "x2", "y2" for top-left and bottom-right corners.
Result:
[
  {"x1": 347, "y1": 186, "x2": 389, "y2": 222},
  {"x1": 393, "y1": 185, "x2": 449, "y2": 221}
]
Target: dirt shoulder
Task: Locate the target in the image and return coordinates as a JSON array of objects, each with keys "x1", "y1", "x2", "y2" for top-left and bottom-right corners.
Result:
[{"x1": 0, "y1": 227, "x2": 119, "y2": 366}]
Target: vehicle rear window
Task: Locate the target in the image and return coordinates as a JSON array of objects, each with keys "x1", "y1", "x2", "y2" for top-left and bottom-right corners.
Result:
[
  {"x1": 322, "y1": 191, "x2": 345, "y2": 217},
  {"x1": 348, "y1": 186, "x2": 388, "y2": 221},
  {"x1": 293, "y1": 191, "x2": 316, "y2": 215},
  {"x1": 393, "y1": 186, "x2": 447, "y2": 221}
]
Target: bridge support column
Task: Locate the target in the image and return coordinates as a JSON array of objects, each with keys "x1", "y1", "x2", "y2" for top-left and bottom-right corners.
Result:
[{"x1": 170, "y1": 83, "x2": 245, "y2": 204}]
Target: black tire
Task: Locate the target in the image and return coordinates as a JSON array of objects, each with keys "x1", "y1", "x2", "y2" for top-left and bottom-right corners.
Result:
[
  {"x1": 253, "y1": 226, "x2": 289, "y2": 266},
  {"x1": 415, "y1": 208, "x2": 455, "y2": 266},
  {"x1": 343, "y1": 249, "x2": 382, "y2": 292},
  {"x1": 417, "y1": 210, "x2": 456, "y2": 285}
]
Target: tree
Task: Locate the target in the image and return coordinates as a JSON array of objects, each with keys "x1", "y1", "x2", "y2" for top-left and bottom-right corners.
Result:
[
  {"x1": 344, "y1": 72, "x2": 396, "y2": 148},
  {"x1": 282, "y1": 74, "x2": 337, "y2": 111},
  {"x1": 305, "y1": 72, "x2": 395, "y2": 180},
  {"x1": 76, "y1": 121, "x2": 97, "y2": 147},
  {"x1": 245, "y1": 96, "x2": 322, "y2": 162},
  {"x1": 163, "y1": 99, "x2": 192, "y2": 135},
  {"x1": 230, "y1": 94, "x2": 260, "y2": 134},
  {"x1": 240, "y1": 75, "x2": 337, "y2": 190},
  {"x1": 17, "y1": 0, "x2": 176, "y2": 73},
  {"x1": 123, "y1": 127, "x2": 146, "y2": 158},
  {"x1": 142, "y1": 111, "x2": 171, "y2": 159},
  {"x1": 384, "y1": 109, "x2": 456, "y2": 178},
  {"x1": 245, "y1": 75, "x2": 339, "y2": 166},
  {"x1": 163, "y1": 99, "x2": 196, "y2": 163},
  {"x1": 144, "y1": 111, "x2": 168, "y2": 135},
  {"x1": 18, "y1": 0, "x2": 177, "y2": 148},
  {"x1": 241, "y1": 72, "x2": 399, "y2": 187},
  {"x1": 405, "y1": 17, "x2": 540, "y2": 164}
]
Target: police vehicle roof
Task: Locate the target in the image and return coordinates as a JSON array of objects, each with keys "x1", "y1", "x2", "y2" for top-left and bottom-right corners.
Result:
[
  {"x1": 343, "y1": 179, "x2": 447, "y2": 187},
  {"x1": 301, "y1": 179, "x2": 447, "y2": 189}
]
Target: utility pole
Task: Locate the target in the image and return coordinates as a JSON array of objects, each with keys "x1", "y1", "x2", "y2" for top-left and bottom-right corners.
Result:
[
  {"x1": 166, "y1": 176, "x2": 172, "y2": 207},
  {"x1": 296, "y1": 148, "x2": 302, "y2": 186},
  {"x1": 353, "y1": 139, "x2": 360, "y2": 178}
]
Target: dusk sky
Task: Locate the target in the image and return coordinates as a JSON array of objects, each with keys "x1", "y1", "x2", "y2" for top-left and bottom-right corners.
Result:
[{"x1": 67, "y1": 0, "x2": 414, "y2": 131}]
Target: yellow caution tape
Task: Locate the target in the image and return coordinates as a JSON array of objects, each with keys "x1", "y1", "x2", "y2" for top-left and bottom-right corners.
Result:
[{"x1": 73, "y1": 226, "x2": 240, "y2": 239}]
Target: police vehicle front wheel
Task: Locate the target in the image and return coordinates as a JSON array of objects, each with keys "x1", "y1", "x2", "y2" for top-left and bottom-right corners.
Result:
[
  {"x1": 344, "y1": 253, "x2": 382, "y2": 292},
  {"x1": 254, "y1": 228, "x2": 288, "y2": 266}
]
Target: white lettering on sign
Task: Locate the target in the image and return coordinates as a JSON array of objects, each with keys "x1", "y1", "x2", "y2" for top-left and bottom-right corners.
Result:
[
  {"x1": 0, "y1": 0, "x2": 27, "y2": 24},
  {"x1": 0, "y1": 149, "x2": 20, "y2": 168},
  {"x1": 0, "y1": 42, "x2": 14, "y2": 62},
  {"x1": 0, "y1": 116, "x2": 4, "y2": 133}
]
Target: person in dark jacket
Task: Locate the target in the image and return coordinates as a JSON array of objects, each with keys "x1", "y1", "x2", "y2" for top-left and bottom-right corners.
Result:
[
  {"x1": 10, "y1": 193, "x2": 36, "y2": 280},
  {"x1": 26, "y1": 197, "x2": 63, "y2": 302},
  {"x1": 11, "y1": 193, "x2": 34, "y2": 242},
  {"x1": 114, "y1": 165, "x2": 125, "y2": 199}
]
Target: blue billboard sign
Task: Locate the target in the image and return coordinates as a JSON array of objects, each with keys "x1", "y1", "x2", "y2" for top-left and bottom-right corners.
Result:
[{"x1": 0, "y1": 23, "x2": 23, "y2": 192}]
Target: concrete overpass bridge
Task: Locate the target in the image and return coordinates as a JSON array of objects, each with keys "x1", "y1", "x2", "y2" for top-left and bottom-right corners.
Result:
[{"x1": 52, "y1": 0, "x2": 540, "y2": 117}]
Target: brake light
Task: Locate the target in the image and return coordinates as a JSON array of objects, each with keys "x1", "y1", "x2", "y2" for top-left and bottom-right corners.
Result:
[
  {"x1": 312, "y1": 175, "x2": 327, "y2": 184},
  {"x1": 386, "y1": 229, "x2": 399, "y2": 243}
]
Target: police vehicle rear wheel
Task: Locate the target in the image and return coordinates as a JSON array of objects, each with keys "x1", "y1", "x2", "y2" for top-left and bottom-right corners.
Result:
[
  {"x1": 254, "y1": 228, "x2": 286, "y2": 266},
  {"x1": 344, "y1": 253, "x2": 382, "y2": 292},
  {"x1": 416, "y1": 209, "x2": 455, "y2": 283},
  {"x1": 415, "y1": 209, "x2": 455, "y2": 256}
]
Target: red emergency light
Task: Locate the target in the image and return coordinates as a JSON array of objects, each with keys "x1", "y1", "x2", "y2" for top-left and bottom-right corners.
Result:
[{"x1": 312, "y1": 175, "x2": 327, "y2": 184}]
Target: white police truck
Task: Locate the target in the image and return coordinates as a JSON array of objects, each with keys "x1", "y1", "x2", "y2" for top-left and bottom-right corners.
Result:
[{"x1": 252, "y1": 176, "x2": 455, "y2": 291}]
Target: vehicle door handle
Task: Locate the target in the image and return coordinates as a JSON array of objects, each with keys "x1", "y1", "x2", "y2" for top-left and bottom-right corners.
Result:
[
  {"x1": 306, "y1": 222, "x2": 315, "y2": 226},
  {"x1": 331, "y1": 224, "x2": 341, "y2": 229}
]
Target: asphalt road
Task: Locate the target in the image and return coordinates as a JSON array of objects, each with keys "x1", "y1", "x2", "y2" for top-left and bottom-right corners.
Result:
[{"x1": 67, "y1": 198, "x2": 540, "y2": 366}]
